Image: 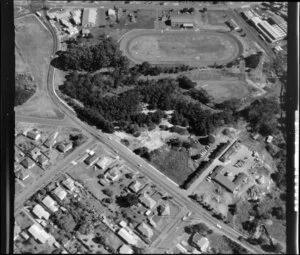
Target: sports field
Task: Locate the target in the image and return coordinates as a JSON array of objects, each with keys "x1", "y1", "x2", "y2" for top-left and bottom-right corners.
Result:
[{"x1": 120, "y1": 30, "x2": 243, "y2": 67}]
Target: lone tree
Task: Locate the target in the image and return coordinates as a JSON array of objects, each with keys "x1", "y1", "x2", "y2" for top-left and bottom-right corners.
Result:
[{"x1": 116, "y1": 193, "x2": 139, "y2": 208}]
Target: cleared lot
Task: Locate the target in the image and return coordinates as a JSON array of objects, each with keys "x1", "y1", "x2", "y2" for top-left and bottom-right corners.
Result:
[{"x1": 15, "y1": 14, "x2": 63, "y2": 119}]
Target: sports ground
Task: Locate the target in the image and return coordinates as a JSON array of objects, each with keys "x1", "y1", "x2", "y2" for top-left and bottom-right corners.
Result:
[{"x1": 120, "y1": 29, "x2": 243, "y2": 67}]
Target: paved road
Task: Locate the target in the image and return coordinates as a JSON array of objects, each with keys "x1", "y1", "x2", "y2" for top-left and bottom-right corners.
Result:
[
  {"x1": 15, "y1": 114, "x2": 73, "y2": 127},
  {"x1": 12, "y1": 6, "x2": 266, "y2": 254},
  {"x1": 14, "y1": 139, "x2": 95, "y2": 212}
]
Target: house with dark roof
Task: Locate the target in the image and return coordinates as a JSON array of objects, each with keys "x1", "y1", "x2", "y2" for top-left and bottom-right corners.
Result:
[
  {"x1": 43, "y1": 131, "x2": 59, "y2": 149},
  {"x1": 84, "y1": 154, "x2": 99, "y2": 166},
  {"x1": 233, "y1": 172, "x2": 248, "y2": 187},
  {"x1": 20, "y1": 157, "x2": 35, "y2": 169},
  {"x1": 15, "y1": 169, "x2": 31, "y2": 181},
  {"x1": 157, "y1": 203, "x2": 170, "y2": 216},
  {"x1": 128, "y1": 180, "x2": 143, "y2": 193},
  {"x1": 27, "y1": 130, "x2": 41, "y2": 141}
]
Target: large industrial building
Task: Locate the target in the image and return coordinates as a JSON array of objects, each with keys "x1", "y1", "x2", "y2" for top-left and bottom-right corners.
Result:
[
  {"x1": 242, "y1": 10, "x2": 286, "y2": 43},
  {"x1": 82, "y1": 8, "x2": 97, "y2": 27}
]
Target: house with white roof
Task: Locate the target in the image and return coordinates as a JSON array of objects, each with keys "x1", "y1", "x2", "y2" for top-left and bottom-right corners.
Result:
[
  {"x1": 128, "y1": 180, "x2": 143, "y2": 193},
  {"x1": 136, "y1": 222, "x2": 153, "y2": 239},
  {"x1": 28, "y1": 224, "x2": 50, "y2": 244},
  {"x1": 62, "y1": 177, "x2": 76, "y2": 192},
  {"x1": 42, "y1": 195, "x2": 59, "y2": 213},
  {"x1": 53, "y1": 186, "x2": 67, "y2": 201},
  {"x1": 118, "y1": 244, "x2": 133, "y2": 254},
  {"x1": 32, "y1": 204, "x2": 50, "y2": 220},
  {"x1": 139, "y1": 193, "x2": 156, "y2": 209},
  {"x1": 116, "y1": 228, "x2": 140, "y2": 245}
]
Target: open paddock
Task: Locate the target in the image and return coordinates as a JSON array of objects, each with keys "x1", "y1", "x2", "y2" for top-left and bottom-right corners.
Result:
[
  {"x1": 120, "y1": 29, "x2": 243, "y2": 67},
  {"x1": 195, "y1": 80, "x2": 249, "y2": 103},
  {"x1": 14, "y1": 14, "x2": 63, "y2": 119}
]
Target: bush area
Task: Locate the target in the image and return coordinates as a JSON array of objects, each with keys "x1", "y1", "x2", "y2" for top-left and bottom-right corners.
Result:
[
  {"x1": 130, "y1": 61, "x2": 194, "y2": 76},
  {"x1": 15, "y1": 73, "x2": 37, "y2": 106},
  {"x1": 244, "y1": 52, "x2": 263, "y2": 69}
]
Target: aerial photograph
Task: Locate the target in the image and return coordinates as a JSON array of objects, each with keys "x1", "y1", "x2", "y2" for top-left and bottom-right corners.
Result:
[{"x1": 13, "y1": 0, "x2": 288, "y2": 254}]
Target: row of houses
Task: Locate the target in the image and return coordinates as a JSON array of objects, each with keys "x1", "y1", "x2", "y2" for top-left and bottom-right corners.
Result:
[{"x1": 241, "y1": 9, "x2": 286, "y2": 43}]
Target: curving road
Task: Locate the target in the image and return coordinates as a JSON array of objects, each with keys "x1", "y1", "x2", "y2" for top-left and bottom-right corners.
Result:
[{"x1": 13, "y1": 9, "x2": 265, "y2": 254}]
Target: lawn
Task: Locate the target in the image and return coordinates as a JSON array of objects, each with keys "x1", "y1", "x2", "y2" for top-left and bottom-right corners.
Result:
[
  {"x1": 195, "y1": 80, "x2": 249, "y2": 103},
  {"x1": 209, "y1": 234, "x2": 234, "y2": 254},
  {"x1": 207, "y1": 10, "x2": 228, "y2": 25},
  {"x1": 14, "y1": 14, "x2": 64, "y2": 119},
  {"x1": 149, "y1": 146, "x2": 194, "y2": 186},
  {"x1": 120, "y1": 29, "x2": 243, "y2": 67}
]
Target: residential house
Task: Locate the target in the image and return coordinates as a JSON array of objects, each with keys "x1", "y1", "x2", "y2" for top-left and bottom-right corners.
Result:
[
  {"x1": 128, "y1": 180, "x2": 143, "y2": 193},
  {"x1": 118, "y1": 244, "x2": 133, "y2": 254},
  {"x1": 192, "y1": 233, "x2": 210, "y2": 252},
  {"x1": 20, "y1": 157, "x2": 35, "y2": 169},
  {"x1": 43, "y1": 131, "x2": 59, "y2": 149},
  {"x1": 29, "y1": 147, "x2": 42, "y2": 161},
  {"x1": 57, "y1": 142, "x2": 73, "y2": 153},
  {"x1": 14, "y1": 222, "x2": 21, "y2": 240},
  {"x1": 27, "y1": 130, "x2": 41, "y2": 141},
  {"x1": 104, "y1": 167, "x2": 121, "y2": 182},
  {"x1": 62, "y1": 177, "x2": 76, "y2": 192},
  {"x1": 15, "y1": 169, "x2": 31, "y2": 181},
  {"x1": 139, "y1": 193, "x2": 156, "y2": 209},
  {"x1": 36, "y1": 153, "x2": 49, "y2": 167},
  {"x1": 157, "y1": 203, "x2": 170, "y2": 216},
  {"x1": 116, "y1": 228, "x2": 140, "y2": 245},
  {"x1": 233, "y1": 172, "x2": 248, "y2": 187},
  {"x1": 136, "y1": 222, "x2": 153, "y2": 239},
  {"x1": 95, "y1": 156, "x2": 113, "y2": 170},
  {"x1": 148, "y1": 215, "x2": 163, "y2": 230},
  {"x1": 53, "y1": 186, "x2": 68, "y2": 201},
  {"x1": 176, "y1": 243, "x2": 188, "y2": 254},
  {"x1": 28, "y1": 224, "x2": 50, "y2": 244},
  {"x1": 84, "y1": 154, "x2": 99, "y2": 166},
  {"x1": 20, "y1": 231, "x2": 30, "y2": 240},
  {"x1": 32, "y1": 204, "x2": 50, "y2": 220},
  {"x1": 15, "y1": 146, "x2": 25, "y2": 162},
  {"x1": 266, "y1": 135, "x2": 273, "y2": 143},
  {"x1": 42, "y1": 195, "x2": 59, "y2": 213}
]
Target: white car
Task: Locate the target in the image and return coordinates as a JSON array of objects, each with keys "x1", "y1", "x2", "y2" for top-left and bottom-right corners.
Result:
[
  {"x1": 107, "y1": 137, "x2": 112, "y2": 140},
  {"x1": 216, "y1": 224, "x2": 222, "y2": 229},
  {"x1": 138, "y1": 164, "x2": 142, "y2": 167}
]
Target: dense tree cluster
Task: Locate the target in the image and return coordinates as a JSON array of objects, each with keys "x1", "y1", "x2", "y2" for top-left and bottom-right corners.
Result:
[
  {"x1": 15, "y1": 73, "x2": 37, "y2": 106},
  {"x1": 184, "y1": 222, "x2": 212, "y2": 236},
  {"x1": 52, "y1": 35, "x2": 129, "y2": 72},
  {"x1": 185, "y1": 88, "x2": 213, "y2": 104},
  {"x1": 209, "y1": 141, "x2": 231, "y2": 160},
  {"x1": 181, "y1": 160, "x2": 213, "y2": 189},
  {"x1": 130, "y1": 61, "x2": 193, "y2": 76},
  {"x1": 116, "y1": 193, "x2": 139, "y2": 208},
  {"x1": 242, "y1": 97, "x2": 280, "y2": 136},
  {"x1": 244, "y1": 52, "x2": 263, "y2": 69}
]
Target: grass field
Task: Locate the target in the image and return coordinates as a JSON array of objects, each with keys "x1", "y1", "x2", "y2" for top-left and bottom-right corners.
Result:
[
  {"x1": 120, "y1": 29, "x2": 242, "y2": 67},
  {"x1": 150, "y1": 146, "x2": 194, "y2": 186},
  {"x1": 15, "y1": 14, "x2": 64, "y2": 119},
  {"x1": 195, "y1": 80, "x2": 249, "y2": 103}
]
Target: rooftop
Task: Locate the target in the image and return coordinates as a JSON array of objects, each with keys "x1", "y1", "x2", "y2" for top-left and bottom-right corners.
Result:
[
  {"x1": 53, "y1": 186, "x2": 68, "y2": 201},
  {"x1": 42, "y1": 195, "x2": 59, "y2": 213},
  {"x1": 136, "y1": 222, "x2": 154, "y2": 238},
  {"x1": 28, "y1": 224, "x2": 50, "y2": 244},
  {"x1": 32, "y1": 204, "x2": 50, "y2": 220}
]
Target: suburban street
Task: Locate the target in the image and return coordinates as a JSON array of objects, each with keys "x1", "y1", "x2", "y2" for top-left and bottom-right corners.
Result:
[{"x1": 12, "y1": 2, "x2": 269, "y2": 253}]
